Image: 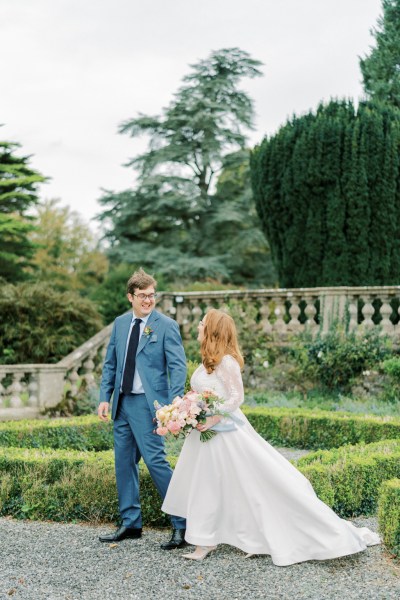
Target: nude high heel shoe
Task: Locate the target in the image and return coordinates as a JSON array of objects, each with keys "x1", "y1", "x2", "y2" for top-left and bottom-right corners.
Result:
[{"x1": 182, "y1": 545, "x2": 217, "y2": 560}]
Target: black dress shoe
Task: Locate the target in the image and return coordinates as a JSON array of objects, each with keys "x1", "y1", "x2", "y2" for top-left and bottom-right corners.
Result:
[
  {"x1": 99, "y1": 525, "x2": 142, "y2": 543},
  {"x1": 160, "y1": 528, "x2": 187, "y2": 550}
]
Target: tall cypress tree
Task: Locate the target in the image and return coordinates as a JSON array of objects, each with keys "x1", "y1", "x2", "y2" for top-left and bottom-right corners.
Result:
[
  {"x1": 360, "y1": 0, "x2": 400, "y2": 109},
  {"x1": 251, "y1": 100, "x2": 400, "y2": 287}
]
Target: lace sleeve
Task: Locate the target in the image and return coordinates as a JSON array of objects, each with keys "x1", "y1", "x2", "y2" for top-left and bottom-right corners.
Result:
[{"x1": 214, "y1": 355, "x2": 244, "y2": 412}]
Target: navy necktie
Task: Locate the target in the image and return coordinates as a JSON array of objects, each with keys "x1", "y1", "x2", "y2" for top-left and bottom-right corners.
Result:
[{"x1": 121, "y1": 318, "x2": 142, "y2": 394}]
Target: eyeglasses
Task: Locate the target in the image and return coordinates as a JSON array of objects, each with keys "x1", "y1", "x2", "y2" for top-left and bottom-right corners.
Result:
[{"x1": 133, "y1": 293, "x2": 157, "y2": 300}]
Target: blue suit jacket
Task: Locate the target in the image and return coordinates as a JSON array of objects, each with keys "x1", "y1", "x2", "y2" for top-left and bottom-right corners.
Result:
[{"x1": 99, "y1": 309, "x2": 187, "y2": 420}]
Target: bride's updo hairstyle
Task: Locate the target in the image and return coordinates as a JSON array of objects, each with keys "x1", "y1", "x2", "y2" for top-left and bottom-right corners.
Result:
[{"x1": 201, "y1": 308, "x2": 244, "y2": 374}]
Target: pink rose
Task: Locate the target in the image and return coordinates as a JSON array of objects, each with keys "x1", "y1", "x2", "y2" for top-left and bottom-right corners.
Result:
[
  {"x1": 156, "y1": 427, "x2": 169, "y2": 436},
  {"x1": 167, "y1": 421, "x2": 181, "y2": 434}
]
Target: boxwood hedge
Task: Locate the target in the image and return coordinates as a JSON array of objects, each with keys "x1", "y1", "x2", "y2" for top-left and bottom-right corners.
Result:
[
  {"x1": 378, "y1": 478, "x2": 400, "y2": 558},
  {"x1": 0, "y1": 408, "x2": 399, "y2": 452}
]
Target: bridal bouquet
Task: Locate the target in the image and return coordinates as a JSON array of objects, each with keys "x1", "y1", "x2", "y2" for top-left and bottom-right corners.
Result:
[{"x1": 154, "y1": 390, "x2": 222, "y2": 442}]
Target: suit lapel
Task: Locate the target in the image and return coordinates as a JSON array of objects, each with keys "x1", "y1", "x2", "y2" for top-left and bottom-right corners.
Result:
[{"x1": 137, "y1": 310, "x2": 160, "y2": 354}]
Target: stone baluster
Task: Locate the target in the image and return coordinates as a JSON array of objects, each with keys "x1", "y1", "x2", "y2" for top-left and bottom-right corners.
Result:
[
  {"x1": 83, "y1": 352, "x2": 96, "y2": 388},
  {"x1": 27, "y1": 373, "x2": 39, "y2": 407},
  {"x1": 361, "y1": 296, "x2": 375, "y2": 331},
  {"x1": 347, "y1": 296, "x2": 358, "y2": 333},
  {"x1": 180, "y1": 303, "x2": 192, "y2": 339},
  {"x1": 68, "y1": 367, "x2": 80, "y2": 397},
  {"x1": 287, "y1": 295, "x2": 302, "y2": 332},
  {"x1": 259, "y1": 301, "x2": 272, "y2": 334},
  {"x1": 9, "y1": 372, "x2": 24, "y2": 408},
  {"x1": 191, "y1": 302, "x2": 203, "y2": 327},
  {"x1": 272, "y1": 297, "x2": 287, "y2": 336},
  {"x1": 304, "y1": 297, "x2": 318, "y2": 331},
  {"x1": 379, "y1": 297, "x2": 394, "y2": 336},
  {"x1": 160, "y1": 295, "x2": 175, "y2": 316},
  {"x1": 174, "y1": 296, "x2": 185, "y2": 325},
  {"x1": 100, "y1": 342, "x2": 107, "y2": 363}
]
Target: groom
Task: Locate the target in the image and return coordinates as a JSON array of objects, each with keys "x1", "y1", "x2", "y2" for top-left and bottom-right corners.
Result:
[{"x1": 98, "y1": 267, "x2": 187, "y2": 549}]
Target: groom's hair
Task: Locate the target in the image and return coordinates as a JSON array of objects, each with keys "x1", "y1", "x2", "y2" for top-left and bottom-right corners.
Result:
[{"x1": 127, "y1": 268, "x2": 157, "y2": 294}]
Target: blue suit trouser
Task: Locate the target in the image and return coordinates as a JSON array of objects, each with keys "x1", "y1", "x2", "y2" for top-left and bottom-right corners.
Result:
[{"x1": 113, "y1": 393, "x2": 186, "y2": 529}]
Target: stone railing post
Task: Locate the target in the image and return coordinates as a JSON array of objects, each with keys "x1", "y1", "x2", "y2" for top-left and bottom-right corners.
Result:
[
  {"x1": 36, "y1": 366, "x2": 68, "y2": 409},
  {"x1": 319, "y1": 287, "x2": 348, "y2": 333}
]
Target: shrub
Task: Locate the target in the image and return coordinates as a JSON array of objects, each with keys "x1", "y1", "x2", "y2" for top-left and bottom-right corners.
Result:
[
  {"x1": 0, "y1": 446, "x2": 174, "y2": 525},
  {"x1": 293, "y1": 328, "x2": 392, "y2": 391},
  {"x1": 298, "y1": 439, "x2": 400, "y2": 516},
  {"x1": 381, "y1": 357, "x2": 400, "y2": 381},
  {"x1": 242, "y1": 407, "x2": 400, "y2": 449},
  {"x1": 0, "y1": 416, "x2": 114, "y2": 451},
  {"x1": 378, "y1": 478, "x2": 400, "y2": 558},
  {"x1": 1, "y1": 440, "x2": 399, "y2": 523},
  {"x1": 1, "y1": 409, "x2": 399, "y2": 455},
  {"x1": 0, "y1": 283, "x2": 103, "y2": 364}
]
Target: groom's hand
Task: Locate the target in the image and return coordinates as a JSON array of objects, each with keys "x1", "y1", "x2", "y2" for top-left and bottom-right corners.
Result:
[{"x1": 98, "y1": 402, "x2": 110, "y2": 422}]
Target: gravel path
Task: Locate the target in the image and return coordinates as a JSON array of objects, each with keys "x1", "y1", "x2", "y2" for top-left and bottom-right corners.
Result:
[{"x1": 1, "y1": 449, "x2": 398, "y2": 600}]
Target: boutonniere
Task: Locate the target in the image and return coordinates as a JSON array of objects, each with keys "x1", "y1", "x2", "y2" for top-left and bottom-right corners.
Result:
[{"x1": 144, "y1": 326, "x2": 154, "y2": 337}]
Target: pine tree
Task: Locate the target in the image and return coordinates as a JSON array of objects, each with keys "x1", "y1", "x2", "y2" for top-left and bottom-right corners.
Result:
[{"x1": 0, "y1": 139, "x2": 46, "y2": 281}]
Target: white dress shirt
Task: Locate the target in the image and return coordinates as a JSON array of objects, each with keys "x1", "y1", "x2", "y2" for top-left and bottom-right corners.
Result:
[{"x1": 121, "y1": 312, "x2": 151, "y2": 394}]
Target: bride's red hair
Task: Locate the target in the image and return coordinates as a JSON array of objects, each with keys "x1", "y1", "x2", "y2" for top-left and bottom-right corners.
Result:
[{"x1": 201, "y1": 308, "x2": 244, "y2": 374}]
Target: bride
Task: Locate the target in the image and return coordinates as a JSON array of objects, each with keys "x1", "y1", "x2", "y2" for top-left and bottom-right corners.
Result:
[{"x1": 161, "y1": 309, "x2": 380, "y2": 566}]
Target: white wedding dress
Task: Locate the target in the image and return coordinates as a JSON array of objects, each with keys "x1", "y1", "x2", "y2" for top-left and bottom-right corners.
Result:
[{"x1": 162, "y1": 355, "x2": 380, "y2": 566}]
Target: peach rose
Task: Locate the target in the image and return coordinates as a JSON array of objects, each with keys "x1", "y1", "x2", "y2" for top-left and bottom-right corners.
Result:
[{"x1": 156, "y1": 427, "x2": 168, "y2": 436}]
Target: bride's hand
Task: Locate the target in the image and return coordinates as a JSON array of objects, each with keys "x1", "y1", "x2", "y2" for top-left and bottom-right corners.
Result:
[{"x1": 196, "y1": 415, "x2": 221, "y2": 432}]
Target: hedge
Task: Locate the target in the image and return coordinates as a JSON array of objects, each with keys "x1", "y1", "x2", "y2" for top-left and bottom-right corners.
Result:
[
  {"x1": 298, "y1": 439, "x2": 400, "y2": 516},
  {"x1": 378, "y1": 478, "x2": 400, "y2": 558},
  {"x1": 1, "y1": 408, "x2": 400, "y2": 452},
  {"x1": 0, "y1": 446, "x2": 175, "y2": 526},
  {"x1": 1, "y1": 440, "x2": 399, "y2": 523},
  {"x1": 242, "y1": 407, "x2": 400, "y2": 449},
  {"x1": 0, "y1": 416, "x2": 114, "y2": 451}
]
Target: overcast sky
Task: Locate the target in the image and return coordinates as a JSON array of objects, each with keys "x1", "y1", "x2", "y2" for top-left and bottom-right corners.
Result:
[{"x1": 1, "y1": 0, "x2": 382, "y2": 228}]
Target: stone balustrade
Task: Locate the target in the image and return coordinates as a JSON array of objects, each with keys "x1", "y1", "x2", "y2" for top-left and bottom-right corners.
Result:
[
  {"x1": 157, "y1": 285, "x2": 400, "y2": 340},
  {"x1": 0, "y1": 324, "x2": 112, "y2": 421},
  {"x1": 2, "y1": 285, "x2": 400, "y2": 420}
]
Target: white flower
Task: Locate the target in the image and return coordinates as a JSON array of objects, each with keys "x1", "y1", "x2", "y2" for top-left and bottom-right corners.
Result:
[
  {"x1": 363, "y1": 370, "x2": 371, "y2": 377},
  {"x1": 317, "y1": 351, "x2": 323, "y2": 358},
  {"x1": 263, "y1": 360, "x2": 269, "y2": 368}
]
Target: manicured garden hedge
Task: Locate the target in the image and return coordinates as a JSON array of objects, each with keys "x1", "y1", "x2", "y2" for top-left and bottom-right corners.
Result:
[
  {"x1": 241, "y1": 407, "x2": 400, "y2": 449},
  {"x1": 0, "y1": 446, "x2": 175, "y2": 526},
  {"x1": 1, "y1": 439, "x2": 399, "y2": 523},
  {"x1": 0, "y1": 416, "x2": 113, "y2": 451},
  {"x1": 378, "y1": 478, "x2": 400, "y2": 558},
  {"x1": 297, "y1": 439, "x2": 400, "y2": 516},
  {"x1": 1, "y1": 408, "x2": 399, "y2": 452},
  {"x1": 1, "y1": 409, "x2": 399, "y2": 530}
]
